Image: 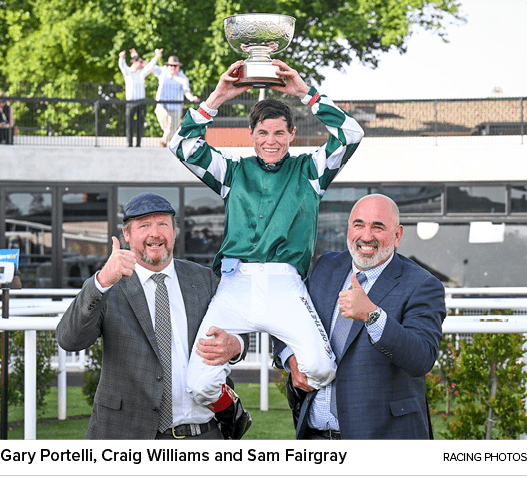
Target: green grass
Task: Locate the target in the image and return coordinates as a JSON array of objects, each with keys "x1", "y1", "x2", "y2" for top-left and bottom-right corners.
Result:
[
  {"x1": 5, "y1": 383, "x2": 296, "y2": 440},
  {"x1": 5, "y1": 383, "x2": 448, "y2": 440}
]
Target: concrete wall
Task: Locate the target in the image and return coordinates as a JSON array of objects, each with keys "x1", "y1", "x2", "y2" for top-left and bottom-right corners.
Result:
[{"x1": 1, "y1": 135, "x2": 525, "y2": 184}]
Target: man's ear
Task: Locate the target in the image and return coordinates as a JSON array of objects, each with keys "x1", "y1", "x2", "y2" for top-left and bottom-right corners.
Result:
[
  {"x1": 394, "y1": 224, "x2": 404, "y2": 247},
  {"x1": 122, "y1": 226, "x2": 130, "y2": 245}
]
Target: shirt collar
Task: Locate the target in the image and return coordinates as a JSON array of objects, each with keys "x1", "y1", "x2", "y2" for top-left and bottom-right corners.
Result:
[
  {"x1": 256, "y1": 152, "x2": 290, "y2": 172},
  {"x1": 352, "y1": 252, "x2": 395, "y2": 283},
  {"x1": 135, "y1": 260, "x2": 176, "y2": 285}
]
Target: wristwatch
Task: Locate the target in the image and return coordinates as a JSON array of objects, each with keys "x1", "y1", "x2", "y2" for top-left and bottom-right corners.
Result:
[{"x1": 365, "y1": 307, "x2": 381, "y2": 326}]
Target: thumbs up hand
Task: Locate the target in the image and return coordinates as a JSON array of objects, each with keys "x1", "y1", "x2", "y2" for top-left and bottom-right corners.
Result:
[
  {"x1": 96, "y1": 236, "x2": 137, "y2": 288},
  {"x1": 337, "y1": 272, "x2": 376, "y2": 322}
]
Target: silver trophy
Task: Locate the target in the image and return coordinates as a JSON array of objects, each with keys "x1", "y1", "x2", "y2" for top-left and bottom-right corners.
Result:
[{"x1": 224, "y1": 13, "x2": 296, "y2": 88}]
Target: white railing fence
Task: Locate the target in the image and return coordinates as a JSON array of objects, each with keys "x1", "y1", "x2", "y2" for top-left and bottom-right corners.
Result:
[{"x1": 1, "y1": 287, "x2": 527, "y2": 439}]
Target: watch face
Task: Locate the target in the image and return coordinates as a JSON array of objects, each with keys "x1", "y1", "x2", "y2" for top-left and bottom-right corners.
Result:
[{"x1": 367, "y1": 310, "x2": 380, "y2": 326}]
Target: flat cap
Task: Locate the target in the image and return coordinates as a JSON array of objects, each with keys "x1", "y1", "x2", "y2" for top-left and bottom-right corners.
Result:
[{"x1": 123, "y1": 192, "x2": 176, "y2": 222}]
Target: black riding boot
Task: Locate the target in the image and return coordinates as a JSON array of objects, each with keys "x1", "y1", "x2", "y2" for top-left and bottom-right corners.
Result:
[{"x1": 214, "y1": 387, "x2": 252, "y2": 440}]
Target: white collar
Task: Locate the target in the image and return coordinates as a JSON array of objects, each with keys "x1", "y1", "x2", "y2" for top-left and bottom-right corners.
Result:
[
  {"x1": 352, "y1": 252, "x2": 395, "y2": 282},
  {"x1": 135, "y1": 260, "x2": 176, "y2": 285}
]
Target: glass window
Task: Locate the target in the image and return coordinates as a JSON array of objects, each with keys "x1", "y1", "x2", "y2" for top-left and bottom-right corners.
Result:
[
  {"x1": 397, "y1": 223, "x2": 525, "y2": 287},
  {"x1": 317, "y1": 187, "x2": 376, "y2": 255},
  {"x1": 446, "y1": 186, "x2": 506, "y2": 214},
  {"x1": 511, "y1": 185, "x2": 527, "y2": 213},
  {"x1": 62, "y1": 192, "x2": 108, "y2": 288},
  {"x1": 382, "y1": 186, "x2": 442, "y2": 214},
  {"x1": 5, "y1": 192, "x2": 52, "y2": 288},
  {"x1": 117, "y1": 187, "x2": 180, "y2": 224},
  {"x1": 184, "y1": 187, "x2": 224, "y2": 266}
]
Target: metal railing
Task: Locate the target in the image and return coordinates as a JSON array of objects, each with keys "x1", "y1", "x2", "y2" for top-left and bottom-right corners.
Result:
[
  {"x1": 1, "y1": 93, "x2": 525, "y2": 147},
  {"x1": 1, "y1": 288, "x2": 274, "y2": 439},
  {"x1": 1, "y1": 287, "x2": 527, "y2": 439}
]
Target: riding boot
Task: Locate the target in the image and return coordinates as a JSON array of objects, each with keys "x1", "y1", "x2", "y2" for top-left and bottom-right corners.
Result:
[{"x1": 208, "y1": 384, "x2": 252, "y2": 440}]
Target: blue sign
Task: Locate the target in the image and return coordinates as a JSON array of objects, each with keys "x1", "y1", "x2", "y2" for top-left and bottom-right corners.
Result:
[{"x1": 0, "y1": 249, "x2": 20, "y2": 268}]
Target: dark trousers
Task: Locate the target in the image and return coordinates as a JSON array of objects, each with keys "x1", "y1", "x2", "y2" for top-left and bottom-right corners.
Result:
[
  {"x1": 125, "y1": 101, "x2": 146, "y2": 147},
  {"x1": 0, "y1": 127, "x2": 14, "y2": 145}
]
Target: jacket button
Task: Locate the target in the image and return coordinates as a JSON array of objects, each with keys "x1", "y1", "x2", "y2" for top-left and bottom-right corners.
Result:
[
  {"x1": 153, "y1": 407, "x2": 159, "y2": 412},
  {"x1": 157, "y1": 376, "x2": 163, "y2": 381}
]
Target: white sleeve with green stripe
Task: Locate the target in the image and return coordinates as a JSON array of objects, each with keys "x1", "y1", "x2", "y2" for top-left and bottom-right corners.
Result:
[
  {"x1": 168, "y1": 108, "x2": 240, "y2": 198},
  {"x1": 301, "y1": 87, "x2": 365, "y2": 196}
]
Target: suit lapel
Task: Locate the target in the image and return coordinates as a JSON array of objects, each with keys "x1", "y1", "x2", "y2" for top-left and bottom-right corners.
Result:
[
  {"x1": 342, "y1": 253, "x2": 402, "y2": 353},
  {"x1": 121, "y1": 272, "x2": 160, "y2": 359},
  {"x1": 174, "y1": 261, "x2": 201, "y2": 354},
  {"x1": 120, "y1": 261, "x2": 204, "y2": 362},
  {"x1": 321, "y1": 254, "x2": 352, "y2": 332},
  {"x1": 367, "y1": 253, "x2": 402, "y2": 306}
]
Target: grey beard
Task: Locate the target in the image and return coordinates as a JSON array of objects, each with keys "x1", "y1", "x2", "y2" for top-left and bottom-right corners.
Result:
[
  {"x1": 349, "y1": 240, "x2": 393, "y2": 270},
  {"x1": 141, "y1": 249, "x2": 171, "y2": 266}
]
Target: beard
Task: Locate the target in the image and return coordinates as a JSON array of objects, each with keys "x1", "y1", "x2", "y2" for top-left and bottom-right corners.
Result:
[
  {"x1": 348, "y1": 238, "x2": 394, "y2": 270},
  {"x1": 124, "y1": 235, "x2": 174, "y2": 267},
  {"x1": 141, "y1": 248, "x2": 171, "y2": 267}
]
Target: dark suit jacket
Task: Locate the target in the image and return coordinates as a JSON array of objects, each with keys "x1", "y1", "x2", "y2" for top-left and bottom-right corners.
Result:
[
  {"x1": 56, "y1": 259, "x2": 247, "y2": 439},
  {"x1": 274, "y1": 251, "x2": 446, "y2": 439}
]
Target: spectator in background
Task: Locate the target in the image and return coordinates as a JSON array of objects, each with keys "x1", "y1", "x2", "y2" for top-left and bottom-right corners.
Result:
[
  {"x1": 118, "y1": 48, "x2": 162, "y2": 147},
  {"x1": 0, "y1": 92, "x2": 15, "y2": 145},
  {"x1": 153, "y1": 55, "x2": 199, "y2": 147}
]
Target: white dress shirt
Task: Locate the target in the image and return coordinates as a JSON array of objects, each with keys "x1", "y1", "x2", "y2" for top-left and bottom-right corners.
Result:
[
  {"x1": 95, "y1": 262, "x2": 214, "y2": 426},
  {"x1": 118, "y1": 56, "x2": 158, "y2": 101}
]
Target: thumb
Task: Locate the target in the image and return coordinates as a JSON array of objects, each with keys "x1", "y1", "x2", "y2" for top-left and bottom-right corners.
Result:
[
  {"x1": 111, "y1": 236, "x2": 121, "y2": 252},
  {"x1": 350, "y1": 272, "x2": 363, "y2": 290},
  {"x1": 206, "y1": 326, "x2": 220, "y2": 337}
]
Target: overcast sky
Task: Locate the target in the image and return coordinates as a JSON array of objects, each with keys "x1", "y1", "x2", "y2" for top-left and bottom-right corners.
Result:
[{"x1": 318, "y1": 0, "x2": 527, "y2": 100}]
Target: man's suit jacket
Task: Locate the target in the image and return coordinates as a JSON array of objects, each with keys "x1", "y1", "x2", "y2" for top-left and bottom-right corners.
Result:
[
  {"x1": 56, "y1": 259, "x2": 246, "y2": 439},
  {"x1": 276, "y1": 251, "x2": 446, "y2": 439}
]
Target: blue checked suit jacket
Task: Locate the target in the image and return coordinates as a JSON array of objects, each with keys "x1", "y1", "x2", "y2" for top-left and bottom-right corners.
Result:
[
  {"x1": 57, "y1": 259, "x2": 247, "y2": 439},
  {"x1": 275, "y1": 251, "x2": 446, "y2": 439}
]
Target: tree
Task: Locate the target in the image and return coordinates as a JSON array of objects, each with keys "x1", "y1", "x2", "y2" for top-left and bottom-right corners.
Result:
[
  {"x1": 0, "y1": 0, "x2": 464, "y2": 96},
  {"x1": 5, "y1": 331, "x2": 57, "y2": 414},
  {"x1": 441, "y1": 332, "x2": 527, "y2": 439}
]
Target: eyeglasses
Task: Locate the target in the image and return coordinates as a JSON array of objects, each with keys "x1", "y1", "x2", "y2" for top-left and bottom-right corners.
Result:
[{"x1": 168, "y1": 64, "x2": 179, "y2": 67}]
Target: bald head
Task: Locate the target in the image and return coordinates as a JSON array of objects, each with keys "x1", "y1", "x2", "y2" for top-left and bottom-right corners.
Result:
[
  {"x1": 347, "y1": 194, "x2": 403, "y2": 270},
  {"x1": 350, "y1": 194, "x2": 400, "y2": 227}
]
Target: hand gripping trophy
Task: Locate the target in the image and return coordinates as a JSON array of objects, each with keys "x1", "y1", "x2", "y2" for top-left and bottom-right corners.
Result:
[{"x1": 224, "y1": 13, "x2": 296, "y2": 88}]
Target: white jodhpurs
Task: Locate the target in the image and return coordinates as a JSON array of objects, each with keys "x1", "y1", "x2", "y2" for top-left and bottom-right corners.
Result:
[{"x1": 186, "y1": 259, "x2": 336, "y2": 406}]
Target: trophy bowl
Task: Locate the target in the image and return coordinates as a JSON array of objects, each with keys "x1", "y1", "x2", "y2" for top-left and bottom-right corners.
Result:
[{"x1": 224, "y1": 13, "x2": 296, "y2": 88}]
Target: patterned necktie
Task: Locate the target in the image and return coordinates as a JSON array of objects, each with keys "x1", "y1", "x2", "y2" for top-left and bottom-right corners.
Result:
[
  {"x1": 152, "y1": 273, "x2": 173, "y2": 432},
  {"x1": 330, "y1": 271, "x2": 367, "y2": 417}
]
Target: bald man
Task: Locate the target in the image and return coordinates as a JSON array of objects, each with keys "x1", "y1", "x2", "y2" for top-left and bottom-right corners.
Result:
[{"x1": 274, "y1": 194, "x2": 446, "y2": 439}]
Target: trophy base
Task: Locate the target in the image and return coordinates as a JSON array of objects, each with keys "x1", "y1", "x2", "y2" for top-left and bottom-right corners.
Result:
[{"x1": 235, "y1": 62, "x2": 285, "y2": 89}]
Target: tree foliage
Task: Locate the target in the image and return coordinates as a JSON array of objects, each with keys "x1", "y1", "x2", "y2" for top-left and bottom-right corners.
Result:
[
  {"x1": 4, "y1": 331, "x2": 57, "y2": 415},
  {"x1": 0, "y1": 0, "x2": 464, "y2": 96},
  {"x1": 441, "y1": 331, "x2": 527, "y2": 439}
]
